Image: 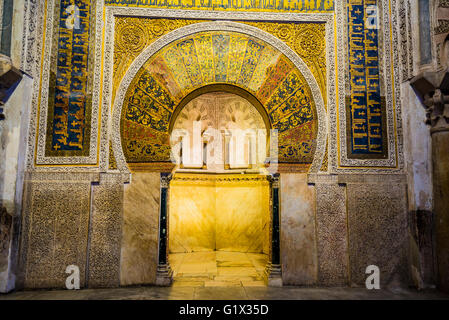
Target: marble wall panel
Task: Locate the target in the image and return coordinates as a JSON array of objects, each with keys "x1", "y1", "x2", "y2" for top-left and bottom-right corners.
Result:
[
  {"x1": 215, "y1": 179, "x2": 270, "y2": 253},
  {"x1": 347, "y1": 179, "x2": 409, "y2": 287},
  {"x1": 169, "y1": 174, "x2": 270, "y2": 254},
  {"x1": 120, "y1": 172, "x2": 160, "y2": 286},
  {"x1": 88, "y1": 175, "x2": 123, "y2": 288},
  {"x1": 280, "y1": 173, "x2": 317, "y2": 285},
  {"x1": 316, "y1": 182, "x2": 348, "y2": 286},
  {"x1": 169, "y1": 178, "x2": 216, "y2": 252},
  {"x1": 19, "y1": 180, "x2": 90, "y2": 289}
]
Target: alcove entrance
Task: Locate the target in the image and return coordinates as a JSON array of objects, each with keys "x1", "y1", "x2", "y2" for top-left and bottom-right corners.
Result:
[{"x1": 167, "y1": 90, "x2": 271, "y2": 287}]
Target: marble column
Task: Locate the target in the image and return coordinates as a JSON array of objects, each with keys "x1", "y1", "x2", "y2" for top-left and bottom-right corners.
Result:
[
  {"x1": 265, "y1": 173, "x2": 282, "y2": 287},
  {"x1": 155, "y1": 173, "x2": 173, "y2": 286},
  {"x1": 412, "y1": 74, "x2": 449, "y2": 292},
  {"x1": 424, "y1": 89, "x2": 449, "y2": 292}
]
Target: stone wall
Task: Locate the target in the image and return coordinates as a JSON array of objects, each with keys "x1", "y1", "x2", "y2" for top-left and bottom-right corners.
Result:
[
  {"x1": 400, "y1": 83, "x2": 435, "y2": 288},
  {"x1": 343, "y1": 175, "x2": 409, "y2": 287},
  {"x1": 17, "y1": 172, "x2": 126, "y2": 289},
  {"x1": 0, "y1": 75, "x2": 33, "y2": 292},
  {"x1": 0, "y1": 0, "x2": 32, "y2": 293},
  {"x1": 11, "y1": 168, "x2": 415, "y2": 290},
  {"x1": 398, "y1": 0, "x2": 447, "y2": 290},
  {"x1": 0, "y1": 76, "x2": 32, "y2": 222},
  {"x1": 88, "y1": 174, "x2": 124, "y2": 288},
  {"x1": 17, "y1": 173, "x2": 93, "y2": 289},
  {"x1": 12, "y1": 171, "x2": 414, "y2": 290},
  {"x1": 12, "y1": 170, "x2": 158, "y2": 290},
  {"x1": 314, "y1": 175, "x2": 348, "y2": 286},
  {"x1": 280, "y1": 174, "x2": 411, "y2": 288}
]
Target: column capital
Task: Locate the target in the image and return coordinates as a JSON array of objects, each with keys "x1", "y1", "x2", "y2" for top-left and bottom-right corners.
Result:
[
  {"x1": 411, "y1": 71, "x2": 449, "y2": 133},
  {"x1": 423, "y1": 89, "x2": 449, "y2": 133},
  {"x1": 268, "y1": 173, "x2": 280, "y2": 188},
  {"x1": 160, "y1": 172, "x2": 172, "y2": 188}
]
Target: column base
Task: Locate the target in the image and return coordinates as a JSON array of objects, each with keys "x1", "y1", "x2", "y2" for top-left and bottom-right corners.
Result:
[
  {"x1": 155, "y1": 264, "x2": 173, "y2": 286},
  {"x1": 264, "y1": 263, "x2": 283, "y2": 287}
]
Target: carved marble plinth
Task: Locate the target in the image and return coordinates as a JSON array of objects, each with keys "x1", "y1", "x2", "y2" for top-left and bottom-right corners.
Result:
[
  {"x1": 264, "y1": 263, "x2": 283, "y2": 287},
  {"x1": 155, "y1": 264, "x2": 173, "y2": 286}
]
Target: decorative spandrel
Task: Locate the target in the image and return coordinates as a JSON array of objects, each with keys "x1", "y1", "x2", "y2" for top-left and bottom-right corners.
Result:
[
  {"x1": 243, "y1": 22, "x2": 327, "y2": 110},
  {"x1": 113, "y1": 18, "x2": 202, "y2": 103}
]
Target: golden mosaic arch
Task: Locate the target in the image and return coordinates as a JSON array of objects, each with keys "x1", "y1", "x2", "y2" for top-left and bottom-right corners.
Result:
[
  {"x1": 119, "y1": 30, "x2": 319, "y2": 166},
  {"x1": 112, "y1": 18, "x2": 327, "y2": 107},
  {"x1": 110, "y1": 18, "x2": 329, "y2": 174}
]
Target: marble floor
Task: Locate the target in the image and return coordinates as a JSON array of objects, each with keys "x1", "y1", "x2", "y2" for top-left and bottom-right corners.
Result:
[
  {"x1": 1, "y1": 286, "x2": 448, "y2": 300},
  {"x1": 169, "y1": 251, "x2": 268, "y2": 287},
  {"x1": 2, "y1": 251, "x2": 448, "y2": 300}
]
